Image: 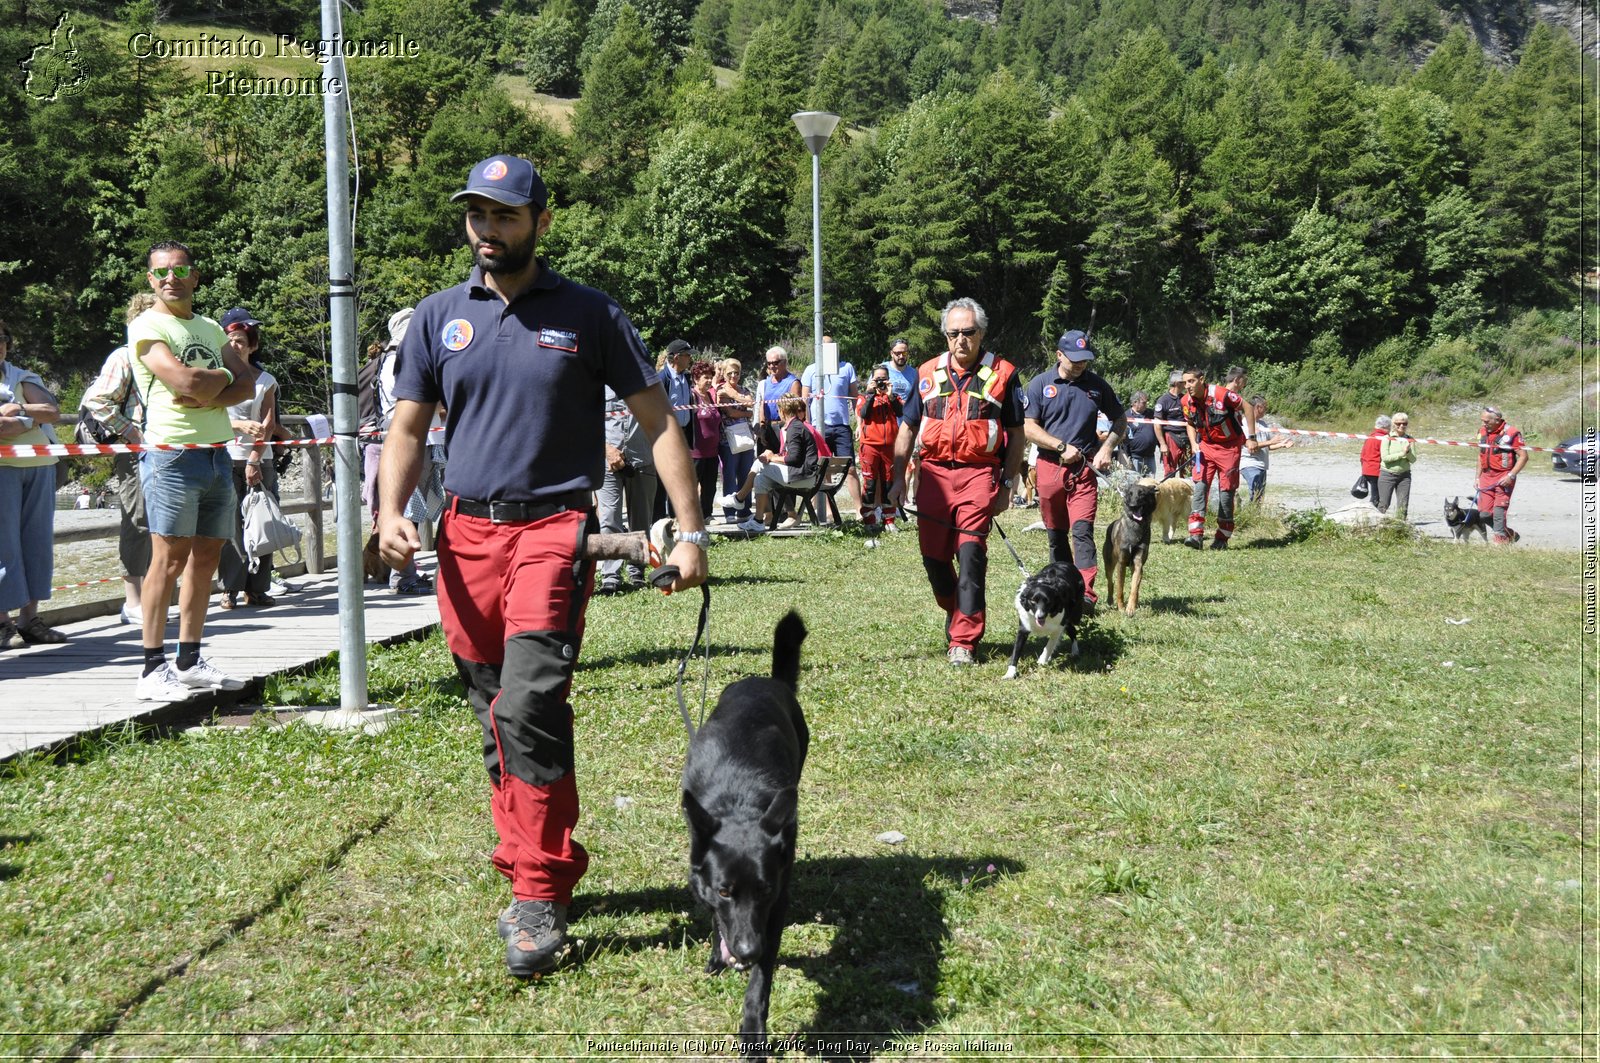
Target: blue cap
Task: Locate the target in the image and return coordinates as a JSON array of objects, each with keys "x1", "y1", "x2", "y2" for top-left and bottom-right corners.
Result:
[
  {"x1": 220, "y1": 307, "x2": 261, "y2": 331},
  {"x1": 1056, "y1": 329, "x2": 1094, "y2": 362},
  {"x1": 451, "y1": 155, "x2": 548, "y2": 210}
]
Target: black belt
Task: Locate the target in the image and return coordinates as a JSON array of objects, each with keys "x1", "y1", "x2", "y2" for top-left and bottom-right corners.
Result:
[{"x1": 447, "y1": 491, "x2": 591, "y2": 524}]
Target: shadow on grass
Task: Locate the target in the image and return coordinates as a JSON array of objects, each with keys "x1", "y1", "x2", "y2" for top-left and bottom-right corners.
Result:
[
  {"x1": 0, "y1": 833, "x2": 33, "y2": 882},
  {"x1": 569, "y1": 853, "x2": 1022, "y2": 1059},
  {"x1": 1142, "y1": 592, "x2": 1227, "y2": 617}
]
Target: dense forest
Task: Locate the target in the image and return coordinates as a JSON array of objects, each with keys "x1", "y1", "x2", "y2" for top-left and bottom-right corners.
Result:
[{"x1": 0, "y1": 0, "x2": 1592, "y2": 417}]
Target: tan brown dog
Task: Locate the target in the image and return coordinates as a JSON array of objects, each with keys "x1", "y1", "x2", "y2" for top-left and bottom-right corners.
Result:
[
  {"x1": 1105, "y1": 481, "x2": 1158, "y2": 615},
  {"x1": 1152, "y1": 476, "x2": 1191, "y2": 544}
]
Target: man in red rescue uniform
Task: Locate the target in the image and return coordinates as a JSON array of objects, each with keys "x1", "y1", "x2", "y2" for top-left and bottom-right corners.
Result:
[
  {"x1": 1476, "y1": 405, "x2": 1528, "y2": 543},
  {"x1": 378, "y1": 154, "x2": 707, "y2": 979},
  {"x1": 856, "y1": 363, "x2": 903, "y2": 533},
  {"x1": 889, "y1": 297, "x2": 1026, "y2": 666},
  {"x1": 1181, "y1": 365, "x2": 1256, "y2": 550}
]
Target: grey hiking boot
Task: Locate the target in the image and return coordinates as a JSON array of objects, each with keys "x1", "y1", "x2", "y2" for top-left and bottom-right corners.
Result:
[{"x1": 501, "y1": 899, "x2": 570, "y2": 977}]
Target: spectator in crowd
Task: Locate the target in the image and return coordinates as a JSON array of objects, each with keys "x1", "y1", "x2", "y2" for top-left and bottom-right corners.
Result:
[
  {"x1": 714, "y1": 357, "x2": 755, "y2": 525},
  {"x1": 801, "y1": 334, "x2": 860, "y2": 524},
  {"x1": 856, "y1": 363, "x2": 902, "y2": 533},
  {"x1": 596, "y1": 385, "x2": 659, "y2": 594},
  {"x1": 1123, "y1": 390, "x2": 1159, "y2": 477},
  {"x1": 216, "y1": 308, "x2": 280, "y2": 610},
  {"x1": 890, "y1": 297, "x2": 1025, "y2": 667},
  {"x1": 378, "y1": 154, "x2": 705, "y2": 980},
  {"x1": 1477, "y1": 405, "x2": 1527, "y2": 543},
  {"x1": 754, "y1": 345, "x2": 801, "y2": 452},
  {"x1": 78, "y1": 291, "x2": 158, "y2": 624},
  {"x1": 655, "y1": 339, "x2": 696, "y2": 522},
  {"x1": 882, "y1": 337, "x2": 919, "y2": 512},
  {"x1": 1376, "y1": 411, "x2": 1417, "y2": 520},
  {"x1": 1181, "y1": 364, "x2": 1255, "y2": 550},
  {"x1": 127, "y1": 240, "x2": 257, "y2": 698},
  {"x1": 1238, "y1": 394, "x2": 1294, "y2": 504},
  {"x1": 1023, "y1": 329, "x2": 1125, "y2": 608},
  {"x1": 0, "y1": 318, "x2": 67, "y2": 649},
  {"x1": 689, "y1": 360, "x2": 722, "y2": 518},
  {"x1": 719, "y1": 396, "x2": 818, "y2": 533},
  {"x1": 1153, "y1": 370, "x2": 1188, "y2": 477},
  {"x1": 1359, "y1": 415, "x2": 1390, "y2": 507},
  {"x1": 365, "y1": 309, "x2": 434, "y2": 596},
  {"x1": 74, "y1": 488, "x2": 91, "y2": 510}
]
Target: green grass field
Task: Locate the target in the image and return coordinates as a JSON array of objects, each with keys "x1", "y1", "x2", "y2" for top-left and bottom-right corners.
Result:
[{"x1": 1, "y1": 509, "x2": 1590, "y2": 1059}]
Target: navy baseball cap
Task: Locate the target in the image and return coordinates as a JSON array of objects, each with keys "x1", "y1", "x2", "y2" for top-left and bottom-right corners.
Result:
[
  {"x1": 665, "y1": 338, "x2": 694, "y2": 356},
  {"x1": 451, "y1": 155, "x2": 548, "y2": 210},
  {"x1": 1056, "y1": 329, "x2": 1094, "y2": 362},
  {"x1": 220, "y1": 307, "x2": 261, "y2": 331}
]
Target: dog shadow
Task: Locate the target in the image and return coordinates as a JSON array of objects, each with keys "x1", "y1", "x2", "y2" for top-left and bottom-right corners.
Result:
[
  {"x1": 568, "y1": 853, "x2": 1023, "y2": 1057},
  {"x1": 1142, "y1": 593, "x2": 1226, "y2": 617},
  {"x1": 0, "y1": 833, "x2": 35, "y2": 882}
]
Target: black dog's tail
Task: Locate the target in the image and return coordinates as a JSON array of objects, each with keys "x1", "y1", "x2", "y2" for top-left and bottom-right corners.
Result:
[{"x1": 771, "y1": 611, "x2": 807, "y2": 691}]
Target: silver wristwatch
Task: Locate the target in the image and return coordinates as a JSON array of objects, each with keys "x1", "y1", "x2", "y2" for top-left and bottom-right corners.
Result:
[
  {"x1": 677, "y1": 530, "x2": 710, "y2": 550},
  {"x1": 14, "y1": 414, "x2": 32, "y2": 431}
]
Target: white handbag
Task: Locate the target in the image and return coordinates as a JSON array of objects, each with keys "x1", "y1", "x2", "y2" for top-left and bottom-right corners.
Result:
[{"x1": 724, "y1": 419, "x2": 756, "y2": 454}]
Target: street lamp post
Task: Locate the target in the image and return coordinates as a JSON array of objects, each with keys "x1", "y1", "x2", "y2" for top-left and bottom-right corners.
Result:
[{"x1": 791, "y1": 111, "x2": 841, "y2": 413}]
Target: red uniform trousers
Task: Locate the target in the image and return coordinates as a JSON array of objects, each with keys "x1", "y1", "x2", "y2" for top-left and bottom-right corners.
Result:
[
  {"x1": 917, "y1": 462, "x2": 999, "y2": 651},
  {"x1": 858, "y1": 442, "x2": 895, "y2": 520},
  {"x1": 1188, "y1": 442, "x2": 1242, "y2": 543},
  {"x1": 435, "y1": 504, "x2": 594, "y2": 905},
  {"x1": 1160, "y1": 433, "x2": 1186, "y2": 477},
  {"x1": 1476, "y1": 471, "x2": 1517, "y2": 541},
  {"x1": 1035, "y1": 457, "x2": 1100, "y2": 601}
]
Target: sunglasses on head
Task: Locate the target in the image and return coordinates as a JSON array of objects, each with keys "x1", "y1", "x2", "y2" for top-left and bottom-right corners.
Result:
[
  {"x1": 149, "y1": 265, "x2": 193, "y2": 280},
  {"x1": 945, "y1": 327, "x2": 978, "y2": 338}
]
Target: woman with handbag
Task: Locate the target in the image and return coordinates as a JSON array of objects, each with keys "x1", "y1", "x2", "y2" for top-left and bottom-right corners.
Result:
[
  {"x1": 216, "y1": 308, "x2": 280, "y2": 610},
  {"x1": 715, "y1": 357, "x2": 756, "y2": 525}
]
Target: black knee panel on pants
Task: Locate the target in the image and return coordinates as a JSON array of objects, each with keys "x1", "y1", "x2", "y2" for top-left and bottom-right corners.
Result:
[
  {"x1": 956, "y1": 541, "x2": 988, "y2": 616},
  {"x1": 922, "y1": 555, "x2": 958, "y2": 599},
  {"x1": 454, "y1": 655, "x2": 505, "y2": 784},
  {"x1": 1071, "y1": 519, "x2": 1096, "y2": 571},
  {"x1": 494, "y1": 630, "x2": 581, "y2": 787},
  {"x1": 1047, "y1": 529, "x2": 1072, "y2": 568}
]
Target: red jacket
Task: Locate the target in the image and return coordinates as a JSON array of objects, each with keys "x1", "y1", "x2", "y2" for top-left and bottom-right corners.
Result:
[
  {"x1": 915, "y1": 352, "x2": 1017, "y2": 465},
  {"x1": 856, "y1": 391, "x2": 902, "y2": 449},
  {"x1": 1479, "y1": 423, "x2": 1523, "y2": 473},
  {"x1": 1360, "y1": 430, "x2": 1384, "y2": 476},
  {"x1": 1181, "y1": 385, "x2": 1245, "y2": 449}
]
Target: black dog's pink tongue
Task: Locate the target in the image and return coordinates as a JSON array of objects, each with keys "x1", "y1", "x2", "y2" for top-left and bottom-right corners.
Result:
[{"x1": 721, "y1": 937, "x2": 736, "y2": 966}]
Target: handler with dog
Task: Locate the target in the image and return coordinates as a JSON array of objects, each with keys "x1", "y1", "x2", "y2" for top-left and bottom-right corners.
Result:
[
  {"x1": 1477, "y1": 405, "x2": 1528, "y2": 544},
  {"x1": 1021, "y1": 329, "x2": 1125, "y2": 609},
  {"x1": 378, "y1": 154, "x2": 707, "y2": 979},
  {"x1": 890, "y1": 297, "x2": 1026, "y2": 666},
  {"x1": 1181, "y1": 365, "x2": 1256, "y2": 550}
]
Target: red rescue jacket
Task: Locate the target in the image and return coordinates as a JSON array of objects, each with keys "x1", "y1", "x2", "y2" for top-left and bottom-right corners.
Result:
[
  {"x1": 915, "y1": 352, "x2": 1017, "y2": 466},
  {"x1": 1181, "y1": 385, "x2": 1245, "y2": 448},
  {"x1": 1479, "y1": 423, "x2": 1522, "y2": 473}
]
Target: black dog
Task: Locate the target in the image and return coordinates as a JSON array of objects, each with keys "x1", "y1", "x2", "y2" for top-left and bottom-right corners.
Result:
[
  {"x1": 1444, "y1": 497, "x2": 1490, "y2": 543},
  {"x1": 682, "y1": 612, "x2": 808, "y2": 1057},
  {"x1": 1004, "y1": 562, "x2": 1083, "y2": 680},
  {"x1": 1104, "y1": 481, "x2": 1158, "y2": 615}
]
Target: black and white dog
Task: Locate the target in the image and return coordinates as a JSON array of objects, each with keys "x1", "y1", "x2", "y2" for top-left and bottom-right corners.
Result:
[
  {"x1": 1444, "y1": 497, "x2": 1490, "y2": 543},
  {"x1": 682, "y1": 612, "x2": 808, "y2": 1058},
  {"x1": 1003, "y1": 562, "x2": 1084, "y2": 680}
]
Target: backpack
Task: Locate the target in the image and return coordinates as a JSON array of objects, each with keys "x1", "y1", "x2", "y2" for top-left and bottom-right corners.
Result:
[
  {"x1": 75, "y1": 406, "x2": 118, "y2": 445},
  {"x1": 240, "y1": 487, "x2": 302, "y2": 572},
  {"x1": 356, "y1": 350, "x2": 383, "y2": 434}
]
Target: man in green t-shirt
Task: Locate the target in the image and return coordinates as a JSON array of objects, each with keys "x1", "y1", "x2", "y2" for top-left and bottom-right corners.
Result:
[{"x1": 128, "y1": 240, "x2": 257, "y2": 701}]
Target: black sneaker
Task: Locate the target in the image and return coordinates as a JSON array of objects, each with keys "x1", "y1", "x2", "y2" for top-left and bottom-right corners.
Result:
[
  {"x1": 596, "y1": 578, "x2": 622, "y2": 596},
  {"x1": 1210, "y1": 538, "x2": 1229, "y2": 551},
  {"x1": 502, "y1": 900, "x2": 569, "y2": 977},
  {"x1": 1183, "y1": 535, "x2": 1203, "y2": 550},
  {"x1": 1081, "y1": 595, "x2": 1097, "y2": 616}
]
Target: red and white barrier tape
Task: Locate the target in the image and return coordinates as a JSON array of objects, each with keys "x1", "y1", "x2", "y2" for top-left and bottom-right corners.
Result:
[
  {"x1": 50, "y1": 576, "x2": 124, "y2": 593},
  {"x1": 1127, "y1": 417, "x2": 1575, "y2": 454}
]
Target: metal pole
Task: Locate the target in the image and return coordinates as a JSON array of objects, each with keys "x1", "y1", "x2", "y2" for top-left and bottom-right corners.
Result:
[
  {"x1": 322, "y1": 0, "x2": 368, "y2": 711},
  {"x1": 810, "y1": 151, "x2": 825, "y2": 408}
]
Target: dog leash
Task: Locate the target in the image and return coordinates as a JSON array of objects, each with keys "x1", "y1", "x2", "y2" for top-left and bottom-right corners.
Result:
[
  {"x1": 644, "y1": 526, "x2": 714, "y2": 739},
  {"x1": 899, "y1": 504, "x2": 1032, "y2": 577}
]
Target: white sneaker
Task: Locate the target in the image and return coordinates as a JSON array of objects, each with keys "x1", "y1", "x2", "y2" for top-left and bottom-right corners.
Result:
[
  {"x1": 885, "y1": 522, "x2": 902, "y2": 534},
  {"x1": 736, "y1": 518, "x2": 767, "y2": 534},
  {"x1": 173, "y1": 656, "x2": 246, "y2": 692},
  {"x1": 136, "y1": 664, "x2": 193, "y2": 701},
  {"x1": 119, "y1": 603, "x2": 141, "y2": 625},
  {"x1": 716, "y1": 492, "x2": 744, "y2": 511},
  {"x1": 268, "y1": 579, "x2": 293, "y2": 597}
]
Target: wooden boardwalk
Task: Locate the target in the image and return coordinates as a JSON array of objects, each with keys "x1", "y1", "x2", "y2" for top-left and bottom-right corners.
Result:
[{"x1": 0, "y1": 556, "x2": 440, "y2": 761}]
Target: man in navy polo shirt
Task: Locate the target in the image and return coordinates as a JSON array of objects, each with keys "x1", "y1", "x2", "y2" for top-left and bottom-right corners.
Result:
[
  {"x1": 378, "y1": 154, "x2": 707, "y2": 980},
  {"x1": 1022, "y1": 329, "x2": 1125, "y2": 608}
]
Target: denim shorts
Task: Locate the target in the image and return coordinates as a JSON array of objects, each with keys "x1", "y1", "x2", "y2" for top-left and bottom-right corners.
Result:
[{"x1": 140, "y1": 447, "x2": 236, "y2": 539}]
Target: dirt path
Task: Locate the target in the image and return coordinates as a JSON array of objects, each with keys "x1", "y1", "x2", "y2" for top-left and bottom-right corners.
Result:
[{"x1": 1260, "y1": 446, "x2": 1588, "y2": 551}]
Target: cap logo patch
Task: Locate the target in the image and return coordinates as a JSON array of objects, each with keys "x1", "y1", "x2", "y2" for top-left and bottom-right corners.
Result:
[
  {"x1": 1076, "y1": 336, "x2": 1087, "y2": 348},
  {"x1": 483, "y1": 160, "x2": 508, "y2": 181},
  {"x1": 442, "y1": 319, "x2": 475, "y2": 351}
]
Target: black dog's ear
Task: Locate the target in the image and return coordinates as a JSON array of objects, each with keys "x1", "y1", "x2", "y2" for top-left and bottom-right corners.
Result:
[
  {"x1": 759, "y1": 787, "x2": 798, "y2": 836},
  {"x1": 683, "y1": 790, "x2": 718, "y2": 844}
]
